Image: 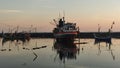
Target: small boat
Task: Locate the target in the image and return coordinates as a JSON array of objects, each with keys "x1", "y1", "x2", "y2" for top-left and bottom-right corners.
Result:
[
  {"x1": 2, "y1": 33, "x2": 14, "y2": 41},
  {"x1": 53, "y1": 17, "x2": 79, "y2": 42},
  {"x1": 2, "y1": 32, "x2": 31, "y2": 42},
  {"x1": 94, "y1": 22, "x2": 115, "y2": 44},
  {"x1": 94, "y1": 33, "x2": 111, "y2": 44}
]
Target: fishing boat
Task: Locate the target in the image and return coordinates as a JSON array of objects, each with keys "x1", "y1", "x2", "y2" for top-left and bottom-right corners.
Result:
[
  {"x1": 94, "y1": 33, "x2": 111, "y2": 44},
  {"x1": 2, "y1": 26, "x2": 31, "y2": 42},
  {"x1": 53, "y1": 17, "x2": 79, "y2": 42},
  {"x1": 94, "y1": 22, "x2": 115, "y2": 44},
  {"x1": 2, "y1": 32, "x2": 30, "y2": 42}
]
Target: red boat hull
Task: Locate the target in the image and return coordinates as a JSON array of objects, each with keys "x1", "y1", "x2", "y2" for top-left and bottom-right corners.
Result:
[{"x1": 54, "y1": 32, "x2": 78, "y2": 43}]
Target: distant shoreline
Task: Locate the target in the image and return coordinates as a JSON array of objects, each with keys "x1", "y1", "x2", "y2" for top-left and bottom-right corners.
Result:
[{"x1": 0, "y1": 32, "x2": 120, "y2": 38}]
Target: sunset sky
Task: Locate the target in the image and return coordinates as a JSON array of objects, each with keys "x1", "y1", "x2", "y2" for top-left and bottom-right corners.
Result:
[{"x1": 0, "y1": 0, "x2": 120, "y2": 32}]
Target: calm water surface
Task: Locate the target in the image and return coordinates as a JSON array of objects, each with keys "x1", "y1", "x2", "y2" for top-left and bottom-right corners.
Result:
[{"x1": 0, "y1": 38, "x2": 120, "y2": 68}]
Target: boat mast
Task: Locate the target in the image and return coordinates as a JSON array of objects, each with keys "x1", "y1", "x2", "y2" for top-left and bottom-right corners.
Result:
[
  {"x1": 98, "y1": 24, "x2": 101, "y2": 33},
  {"x1": 63, "y1": 11, "x2": 65, "y2": 23},
  {"x1": 110, "y1": 21, "x2": 115, "y2": 32}
]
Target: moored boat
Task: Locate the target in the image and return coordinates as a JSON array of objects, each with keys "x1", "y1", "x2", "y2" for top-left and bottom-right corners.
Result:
[
  {"x1": 94, "y1": 22, "x2": 115, "y2": 44},
  {"x1": 94, "y1": 33, "x2": 111, "y2": 44},
  {"x1": 53, "y1": 17, "x2": 79, "y2": 42},
  {"x1": 2, "y1": 32, "x2": 31, "y2": 42}
]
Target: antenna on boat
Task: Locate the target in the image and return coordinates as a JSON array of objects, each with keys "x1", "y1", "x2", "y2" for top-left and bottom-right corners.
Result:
[
  {"x1": 59, "y1": 12, "x2": 61, "y2": 18},
  {"x1": 63, "y1": 10, "x2": 65, "y2": 22},
  {"x1": 16, "y1": 25, "x2": 19, "y2": 33},
  {"x1": 63, "y1": 10, "x2": 65, "y2": 17}
]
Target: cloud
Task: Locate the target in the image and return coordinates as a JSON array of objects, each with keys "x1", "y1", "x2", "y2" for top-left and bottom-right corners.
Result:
[{"x1": 0, "y1": 9, "x2": 23, "y2": 13}]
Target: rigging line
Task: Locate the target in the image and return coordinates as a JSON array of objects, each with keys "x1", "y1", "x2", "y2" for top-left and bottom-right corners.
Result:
[
  {"x1": 63, "y1": 10, "x2": 65, "y2": 18},
  {"x1": 49, "y1": 22, "x2": 56, "y2": 26},
  {"x1": 0, "y1": 22, "x2": 15, "y2": 27}
]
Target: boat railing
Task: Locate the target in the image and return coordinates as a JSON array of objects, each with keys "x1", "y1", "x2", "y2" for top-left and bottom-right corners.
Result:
[{"x1": 62, "y1": 29, "x2": 78, "y2": 32}]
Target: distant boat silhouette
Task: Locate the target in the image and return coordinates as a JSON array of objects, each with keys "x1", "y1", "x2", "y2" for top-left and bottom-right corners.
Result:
[{"x1": 2, "y1": 32, "x2": 30, "y2": 42}]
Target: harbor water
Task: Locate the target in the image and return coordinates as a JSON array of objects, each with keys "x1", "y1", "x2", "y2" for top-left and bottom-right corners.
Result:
[{"x1": 0, "y1": 38, "x2": 120, "y2": 68}]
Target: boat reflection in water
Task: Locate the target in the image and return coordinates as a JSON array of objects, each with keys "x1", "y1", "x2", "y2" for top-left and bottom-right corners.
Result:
[
  {"x1": 1, "y1": 37, "x2": 30, "y2": 51},
  {"x1": 95, "y1": 41, "x2": 115, "y2": 60},
  {"x1": 53, "y1": 41, "x2": 80, "y2": 63},
  {"x1": 1, "y1": 38, "x2": 39, "y2": 62},
  {"x1": 2, "y1": 37, "x2": 28, "y2": 45}
]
